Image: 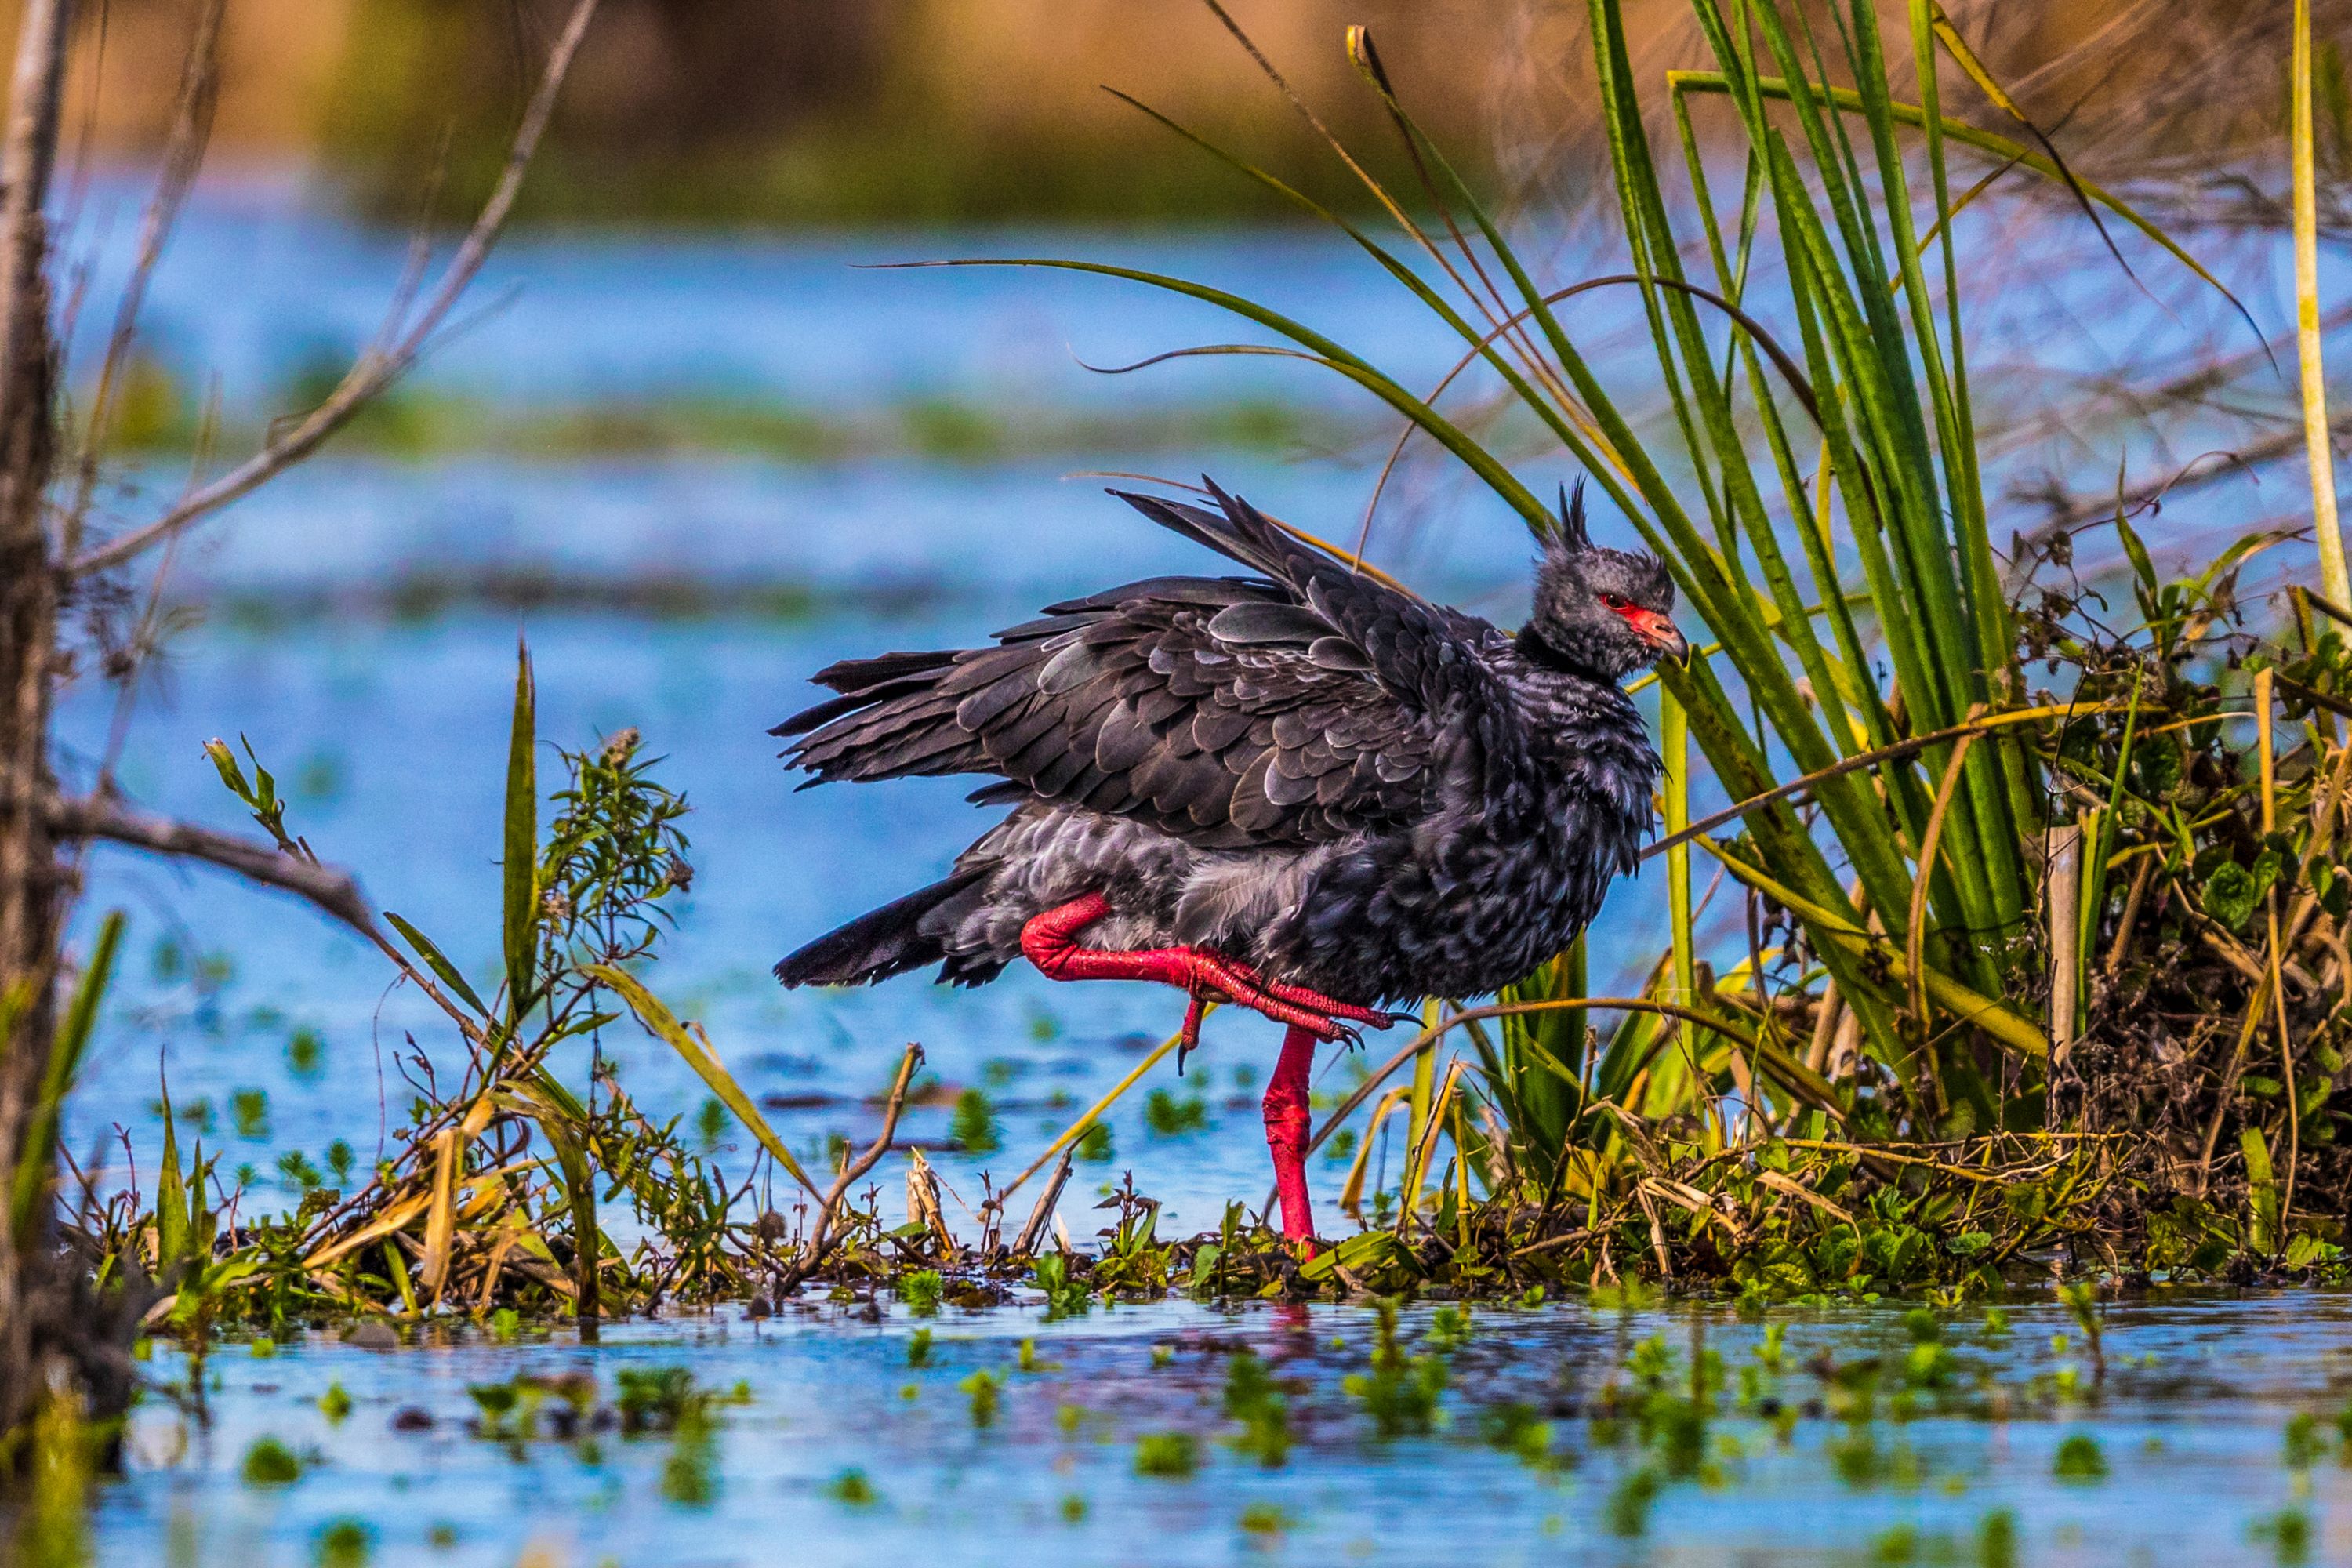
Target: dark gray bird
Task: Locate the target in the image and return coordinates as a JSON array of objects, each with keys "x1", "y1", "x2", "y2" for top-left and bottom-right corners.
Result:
[{"x1": 772, "y1": 479, "x2": 1683, "y2": 1247}]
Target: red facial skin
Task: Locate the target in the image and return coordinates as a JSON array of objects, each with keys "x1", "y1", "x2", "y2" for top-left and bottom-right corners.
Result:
[{"x1": 1602, "y1": 596, "x2": 1689, "y2": 662}]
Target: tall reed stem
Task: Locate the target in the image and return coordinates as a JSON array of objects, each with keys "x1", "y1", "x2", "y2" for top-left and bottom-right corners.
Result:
[{"x1": 2294, "y1": 0, "x2": 2346, "y2": 603}]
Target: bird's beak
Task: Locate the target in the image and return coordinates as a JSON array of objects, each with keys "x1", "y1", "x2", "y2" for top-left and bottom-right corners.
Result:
[{"x1": 1639, "y1": 612, "x2": 1689, "y2": 667}]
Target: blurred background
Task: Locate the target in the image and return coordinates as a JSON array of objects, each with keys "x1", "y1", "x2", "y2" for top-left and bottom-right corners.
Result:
[{"x1": 34, "y1": 0, "x2": 2352, "y2": 1235}]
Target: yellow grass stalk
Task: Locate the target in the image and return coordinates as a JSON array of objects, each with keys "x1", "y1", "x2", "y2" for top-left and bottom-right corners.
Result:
[{"x1": 2295, "y1": 0, "x2": 2347, "y2": 602}]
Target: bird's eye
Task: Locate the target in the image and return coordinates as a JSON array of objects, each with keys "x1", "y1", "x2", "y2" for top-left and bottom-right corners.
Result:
[{"x1": 1601, "y1": 593, "x2": 1629, "y2": 610}]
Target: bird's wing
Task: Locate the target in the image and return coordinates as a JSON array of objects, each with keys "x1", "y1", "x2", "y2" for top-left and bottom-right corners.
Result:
[{"x1": 776, "y1": 485, "x2": 1504, "y2": 848}]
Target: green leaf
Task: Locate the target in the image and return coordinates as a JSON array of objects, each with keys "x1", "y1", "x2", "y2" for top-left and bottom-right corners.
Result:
[
  {"x1": 2201, "y1": 861, "x2": 2262, "y2": 932},
  {"x1": 384, "y1": 912, "x2": 490, "y2": 1018},
  {"x1": 503, "y1": 640, "x2": 539, "y2": 1026},
  {"x1": 584, "y1": 963, "x2": 819, "y2": 1197},
  {"x1": 2243, "y1": 1125, "x2": 2280, "y2": 1254},
  {"x1": 1298, "y1": 1229, "x2": 1398, "y2": 1282},
  {"x1": 13, "y1": 912, "x2": 125, "y2": 1236}
]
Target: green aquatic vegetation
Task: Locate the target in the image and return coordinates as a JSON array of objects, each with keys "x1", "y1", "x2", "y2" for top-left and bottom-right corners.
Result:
[
  {"x1": 1978, "y1": 1509, "x2": 2018, "y2": 1568},
  {"x1": 826, "y1": 1468, "x2": 877, "y2": 1506},
  {"x1": 950, "y1": 1088, "x2": 1000, "y2": 1153},
  {"x1": 1982, "y1": 1309, "x2": 2011, "y2": 1337},
  {"x1": 285, "y1": 1028, "x2": 325, "y2": 1081},
  {"x1": 1017, "y1": 1337, "x2": 1059, "y2": 1372},
  {"x1": 1134, "y1": 1432, "x2": 1199, "y2": 1477},
  {"x1": 488, "y1": 1308, "x2": 521, "y2": 1342},
  {"x1": 660, "y1": 1406, "x2": 717, "y2": 1508},
  {"x1": 1223, "y1": 1350, "x2": 1292, "y2": 1467},
  {"x1": 2284, "y1": 1412, "x2": 2324, "y2": 1468},
  {"x1": 898, "y1": 1269, "x2": 945, "y2": 1316},
  {"x1": 1033, "y1": 1252, "x2": 1091, "y2": 1319},
  {"x1": 1604, "y1": 1468, "x2": 1661, "y2": 1536},
  {"x1": 1055, "y1": 1403, "x2": 1085, "y2": 1435},
  {"x1": 2060, "y1": 1283, "x2": 2107, "y2": 1384},
  {"x1": 318, "y1": 1383, "x2": 352, "y2": 1422},
  {"x1": 1479, "y1": 1402, "x2": 1563, "y2": 1470},
  {"x1": 314, "y1": 1518, "x2": 375, "y2": 1568},
  {"x1": 1076, "y1": 1121, "x2": 1113, "y2": 1161},
  {"x1": 1238, "y1": 1502, "x2": 1290, "y2": 1537},
  {"x1": 1344, "y1": 1301, "x2": 1448, "y2": 1438},
  {"x1": 906, "y1": 1327, "x2": 933, "y2": 1367},
  {"x1": 239, "y1": 1436, "x2": 303, "y2": 1486},
  {"x1": 1872, "y1": 1523, "x2": 1919, "y2": 1564},
  {"x1": 2052, "y1": 1432, "x2": 2107, "y2": 1482},
  {"x1": 617, "y1": 1367, "x2": 707, "y2": 1434},
  {"x1": 1059, "y1": 1494, "x2": 1088, "y2": 1523},
  {"x1": 1424, "y1": 1304, "x2": 1471, "y2": 1352},
  {"x1": 1831, "y1": 1429, "x2": 1885, "y2": 1489},
  {"x1": 1144, "y1": 1088, "x2": 1208, "y2": 1135},
  {"x1": 2252, "y1": 1508, "x2": 2312, "y2": 1565},
  {"x1": 960, "y1": 1369, "x2": 1003, "y2": 1428},
  {"x1": 693, "y1": 1096, "x2": 728, "y2": 1152},
  {"x1": 231, "y1": 1088, "x2": 270, "y2": 1141}
]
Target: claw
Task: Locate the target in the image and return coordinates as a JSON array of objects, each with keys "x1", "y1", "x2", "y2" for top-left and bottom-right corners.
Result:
[{"x1": 1177, "y1": 992, "x2": 1209, "y2": 1075}]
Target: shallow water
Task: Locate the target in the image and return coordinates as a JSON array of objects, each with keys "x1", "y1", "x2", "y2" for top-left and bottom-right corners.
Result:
[{"x1": 99, "y1": 1292, "x2": 2352, "y2": 1566}]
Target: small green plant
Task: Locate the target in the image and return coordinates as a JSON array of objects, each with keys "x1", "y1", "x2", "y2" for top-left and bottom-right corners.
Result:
[
  {"x1": 2052, "y1": 1432, "x2": 2107, "y2": 1483},
  {"x1": 318, "y1": 1383, "x2": 352, "y2": 1422},
  {"x1": 1978, "y1": 1509, "x2": 2017, "y2": 1568},
  {"x1": 616, "y1": 1367, "x2": 704, "y2": 1433},
  {"x1": 950, "y1": 1088, "x2": 1000, "y2": 1152},
  {"x1": 960, "y1": 1369, "x2": 1002, "y2": 1428},
  {"x1": 2252, "y1": 1508, "x2": 2312, "y2": 1565},
  {"x1": 230, "y1": 1088, "x2": 270, "y2": 1140},
  {"x1": 898, "y1": 1269, "x2": 945, "y2": 1316},
  {"x1": 694, "y1": 1096, "x2": 729, "y2": 1152},
  {"x1": 1134, "y1": 1432, "x2": 1199, "y2": 1477},
  {"x1": 1033, "y1": 1251, "x2": 1091, "y2": 1319},
  {"x1": 240, "y1": 1436, "x2": 303, "y2": 1486},
  {"x1": 1238, "y1": 1502, "x2": 1290, "y2": 1536},
  {"x1": 314, "y1": 1518, "x2": 375, "y2": 1568},
  {"x1": 826, "y1": 1468, "x2": 877, "y2": 1505},
  {"x1": 1143, "y1": 1088, "x2": 1207, "y2": 1135},
  {"x1": 1059, "y1": 1494, "x2": 1087, "y2": 1523},
  {"x1": 1344, "y1": 1300, "x2": 1447, "y2": 1437},
  {"x1": 286, "y1": 1028, "x2": 325, "y2": 1081},
  {"x1": 907, "y1": 1327, "x2": 933, "y2": 1367},
  {"x1": 1605, "y1": 1468, "x2": 1661, "y2": 1536},
  {"x1": 1076, "y1": 1121, "x2": 1114, "y2": 1162},
  {"x1": 1224, "y1": 1350, "x2": 1291, "y2": 1467},
  {"x1": 2285, "y1": 1412, "x2": 2325, "y2": 1468}
]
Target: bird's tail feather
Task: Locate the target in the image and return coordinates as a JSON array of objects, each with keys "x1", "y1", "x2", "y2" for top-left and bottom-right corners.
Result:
[{"x1": 774, "y1": 866, "x2": 989, "y2": 988}]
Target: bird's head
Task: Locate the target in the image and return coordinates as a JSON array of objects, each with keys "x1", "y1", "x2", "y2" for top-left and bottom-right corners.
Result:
[{"x1": 1523, "y1": 481, "x2": 1687, "y2": 681}]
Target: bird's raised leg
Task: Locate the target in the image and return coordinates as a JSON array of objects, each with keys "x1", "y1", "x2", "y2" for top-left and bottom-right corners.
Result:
[
  {"x1": 1018, "y1": 892, "x2": 1391, "y2": 1047},
  {"x1": 1263, "y1": 1023, "x2": 1319, "y2": 1254}
]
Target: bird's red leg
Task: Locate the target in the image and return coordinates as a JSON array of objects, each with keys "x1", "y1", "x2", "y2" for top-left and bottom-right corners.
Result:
[
  {"x1": 1019, "y1": 893, "x2": 1375, "y2": 1041},
  {"x1": 1263, "y1": 1024, "x2": 1319, "y2": 1255}
]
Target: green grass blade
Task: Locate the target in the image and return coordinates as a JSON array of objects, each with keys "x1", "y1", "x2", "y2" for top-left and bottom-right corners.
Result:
[
  {"x1": 586, "y1": 963, "x2": 821, "y2": 1197},
  {"x1": 385, "y1": 913, "x2": 490, "y2": 1018},
  {"x1": 503, "y1": 638, "x2": 539, "y2": 1025}
]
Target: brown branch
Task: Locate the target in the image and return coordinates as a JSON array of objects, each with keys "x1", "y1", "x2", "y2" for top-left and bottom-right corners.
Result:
[
  {"x1": 776, "y1": 1044, "x2": 921, "y2": 1293},
  {"x1": 48, "y1": 793, "x2": 376, "y2": 937},
  {"x1": 67, "y1": 0, "x2": 602, "y2": 579},
  {"x1": 58, "y1": 0, "x2": 221, "y2": 564}
]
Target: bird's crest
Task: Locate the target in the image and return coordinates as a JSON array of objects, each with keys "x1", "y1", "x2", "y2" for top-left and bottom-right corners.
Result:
[{"x1": 1552, "y1": 479, "x2": 1591, "y2": 552}]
